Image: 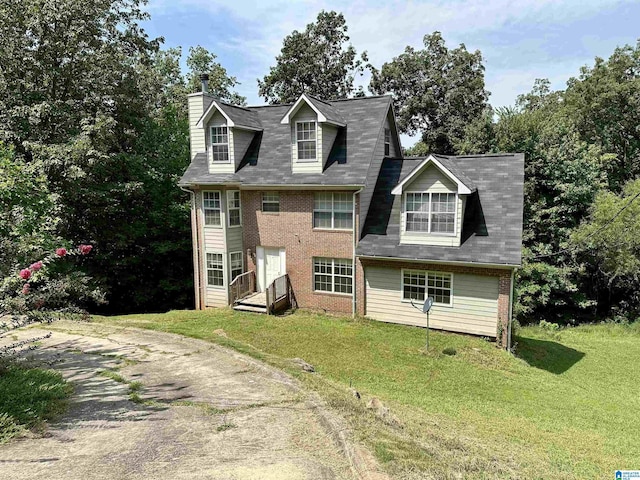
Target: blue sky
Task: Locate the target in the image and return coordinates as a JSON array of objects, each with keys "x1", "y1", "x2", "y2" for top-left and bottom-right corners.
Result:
[{"x1": 143, "y1": 0, "x2": 640, "y2": 147}]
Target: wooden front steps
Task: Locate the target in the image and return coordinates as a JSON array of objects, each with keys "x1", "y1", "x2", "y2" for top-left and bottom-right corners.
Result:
[{"x1": 233, "y1": 292, "x2": 267, "y2": 314}]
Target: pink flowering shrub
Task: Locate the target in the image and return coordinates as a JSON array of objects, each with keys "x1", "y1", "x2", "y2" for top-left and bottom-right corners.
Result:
[{"x1": 55, "y1": 248, "x2": 67, "y2": 257}]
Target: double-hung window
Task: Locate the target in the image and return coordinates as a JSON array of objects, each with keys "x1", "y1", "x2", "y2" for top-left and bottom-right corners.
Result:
[
  {"x1": 262, "y1": 192, "x2": 280, "y2": 212},
  {"x1": 313, "y1": 258, "x2": 353, "y2": 294},
  {"x1": 206, "y1": 253, "x2": 224, "y2": 287},
  {"x1": 384, "y1": 128, "x2": 391, "y2": 156},
  {"x1": 402, "y1": 270, "x2": 452, "y2": 305},
  {"x1": 227, "y1": 191, "x2": 241, "y2": 227},
  {"x1": 203, "y1": 191, "x2": 221, "y2": 226},
  {"x1": 313, "y1": 192, "x2": 353, "y2": 230},
  {"x1": 296, "y1": 121, "x2": 317, "y2": 161},
  {"x1": 229, "y1": 252, "x2": 243, "y2": 281},
  {"x1": 210, "y1": 126, "x2": 229, "y2": 162},
  {"x1": 405, "y1": 192, "x2": 456, "y2": 234}
]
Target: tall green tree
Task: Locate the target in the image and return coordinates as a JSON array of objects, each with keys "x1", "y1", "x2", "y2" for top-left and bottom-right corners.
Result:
[
  {"x1": 258, "y1": 11, "x2": 367, "y2": 104},
  {"x1": 0, "y1": 0, "x2": 243, "y2": 313},
  {"x1": 369, "y1": 32, "x2": 489, "y2": 155},
  {"x1": 563, "y1": 41, "x2": 640, "y2": 192}
]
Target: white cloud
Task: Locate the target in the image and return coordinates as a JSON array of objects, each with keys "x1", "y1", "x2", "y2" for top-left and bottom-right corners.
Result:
[{"x1": 146, "y1": 0, "x2": 635, "y2": 134}]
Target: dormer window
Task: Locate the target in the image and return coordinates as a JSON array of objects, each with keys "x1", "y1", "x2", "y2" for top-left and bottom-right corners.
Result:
[
  {"x1": 405, "y1": 192, "x2": 456, "y2": 234},
  {"x1": 296, "y1": 121, "x2": 317, "y2": 161},
  {"x1": 210, "y1": 126, "x2": 229, "y2": 162}
]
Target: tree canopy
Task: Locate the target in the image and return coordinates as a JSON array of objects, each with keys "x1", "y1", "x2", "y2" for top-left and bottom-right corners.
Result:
[
  {"x1": 369, "y1": 32, "x2": 489, "y2": 155},
  {"x1": 258, "y1": 11, "x2": 367, "y2": 104}
]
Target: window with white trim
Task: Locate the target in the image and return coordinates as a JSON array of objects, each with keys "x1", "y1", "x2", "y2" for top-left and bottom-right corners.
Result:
[
  {"x1": 210, "y1": 126, "x2": 229, "y2": 162},
  {"x1": 227, "y1": 190, "x2": 241, "y2": 227},
  {"x1": 206, "y1": 253, "x2": 224, "y2": 287},
  {"x1": 229, "y1": 252, "x2": 243, "y2": 281},
  {"x1": 313, "y1": 192, "x2": 353, "y2": 229},
  {"x1": 405, "y1": 192, "x2": 456, "y2": 234},
  {"x1": 402, "y1": 270, "x2": 452, "y2": 305},
  {"x1": 313, "y1": 258, "x2": 353, "y2": 294},
  {"x1": 296, "y1": 121, "x2": 317, "y2": 161},
  {"x1": 203, "y1": 191, "x2": 221, "y2": 226},
  {"x1": 262, "y1": 192, "x2": 280, "y2": 212},
  {"x1": 384, "y1": 128, "x2": 391, "y2": 156}
]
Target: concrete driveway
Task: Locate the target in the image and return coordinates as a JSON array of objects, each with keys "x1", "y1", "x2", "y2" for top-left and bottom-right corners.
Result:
[{"x1": 0, "y1": 321, "x2": 383, "y2": 480}]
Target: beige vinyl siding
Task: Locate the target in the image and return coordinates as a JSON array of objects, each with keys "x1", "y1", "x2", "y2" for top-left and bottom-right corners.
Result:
[
  {"x1": 291, "y1": 103, "x2": 322, "y2": 174},
  {"x1": 359, "y1": 107, "x2": 393, "y2": 237},
  {"x1": 195, "y1": 189, "x2": 228, "y2": 307},
  {"x1": 188, "y1": 94, "x2": 213, "y2": 159},
  {"x1": 233, "y1": 128, "x2": 255, "y2": 170},
  {"x1": 365, "y1": 266, "x2": 499, "y2": 337},
  {"x1": 207, "y1": 111, "x2": 234, "y2": 174},
  {"x1": 399, "y1": 164, "x2": 465, "y2": 247},
  {"x1": 321, "y1": 124, "x2": 338, "y2": 166}
]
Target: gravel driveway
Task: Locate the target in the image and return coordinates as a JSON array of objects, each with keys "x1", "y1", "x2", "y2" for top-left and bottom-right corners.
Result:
[{"x1": 0, "y1": 320, "x2": 384, "y2": 480}]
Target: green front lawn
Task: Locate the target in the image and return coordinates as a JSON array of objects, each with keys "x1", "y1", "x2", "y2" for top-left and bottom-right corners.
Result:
[
  {"x1": 0, "y1": 366, "x2": 72, "y2": 443},
  {"x1": 94, "y1": 310, "x2": 640, "y2": 479}
]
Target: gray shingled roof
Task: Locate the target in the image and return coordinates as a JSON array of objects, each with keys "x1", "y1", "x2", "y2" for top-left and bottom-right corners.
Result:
[
  {"x1": 306, "y1": 95, "x2": 347, "y2": 125},
  {"x1": 198, "y1": 98, "x2": 263, "y2": 130},
  {"x1": 179, "y1": 95, "x2": 392, "y2": 186},
  {"x1": 358, "y1": 154, "x2": 524, "y2": 266}
]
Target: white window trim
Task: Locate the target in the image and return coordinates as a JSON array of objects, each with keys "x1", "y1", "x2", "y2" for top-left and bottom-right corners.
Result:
[
  {"x1": 403, "y1": 191, "x2": 457, "y2": 237},
  {"x1": 295, "y1": 120, "x2": 318, "y2": 163},
  {"x1": 261, "y1": 192, "x2": 280, "y2": 213},
  {"x1": 313, "y1": 257, "x2": 353, "y2": 296},
  {"x1": 205, "y1": 251, "x2": 225, "y2": 289},
  {"x1": 229, "y1": 251, "x2": 244, "y2": 282},
  {"x1": 202, "y1": 190, "x2": 222, "y2": 228},
  {"x1": 227, "y1": 190, "x2": 242, "y2": 227},
  {"x1": 313, "y1": 192, "x2": 353, "y2": 231},
  {"x1": 400, "y1": 269, "x2": 454, "y2": 307},
  {"x1": 210, "y1": 125, "x2": 231, "y2": 163}
]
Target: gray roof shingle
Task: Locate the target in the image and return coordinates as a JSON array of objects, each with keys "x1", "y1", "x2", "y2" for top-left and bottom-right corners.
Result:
[
  {"x1": 358, "y1": 154, "x2": 524, "y2": 266},
  {"x1": 179, "y1": 95, "x2": 392, "y2": 186}
]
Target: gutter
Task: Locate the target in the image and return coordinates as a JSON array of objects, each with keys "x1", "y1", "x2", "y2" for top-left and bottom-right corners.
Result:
[
  {"x1": 352, "y1": 188, "x2": 363, "y2": 317},
  {"x1": 180, "y1": 186, "x2": 202, "y2": 310},
  {"x1": 179, "y1": 183, "x2": 364, "y2": 190},
  {"x1": 356, "y1": 254, "x2": 521, "y2": 270}
]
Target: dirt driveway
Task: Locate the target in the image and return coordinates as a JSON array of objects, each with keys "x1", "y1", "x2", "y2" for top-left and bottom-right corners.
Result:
[{"x1": 0, "y1": 321, "x2": 383, "y2": 480}]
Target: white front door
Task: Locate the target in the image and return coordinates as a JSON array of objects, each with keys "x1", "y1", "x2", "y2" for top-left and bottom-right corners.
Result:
[{"x1": 257, "y1": 247, "x2": 286, "y2": 292}]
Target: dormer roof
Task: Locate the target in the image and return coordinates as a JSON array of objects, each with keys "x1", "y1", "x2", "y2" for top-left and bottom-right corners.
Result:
[
  {"x1": 391, "y1": 154, "x2": 476, "y2": 195},
  {"x1": 196, "y1": 99, "x2": 263, "y2": 131},
  {"x1": 280, "y1": 93, "x2": 346, "y2": 127}
]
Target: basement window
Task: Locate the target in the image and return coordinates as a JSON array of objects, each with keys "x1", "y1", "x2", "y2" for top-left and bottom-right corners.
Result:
[{"x1": 206, "y1": 253, "x2": 224, "y2": 287}]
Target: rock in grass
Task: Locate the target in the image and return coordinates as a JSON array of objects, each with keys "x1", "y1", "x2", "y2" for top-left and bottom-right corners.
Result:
[
  {"x1": 291, "y1": 358, "x2": 315, "y2": 372},
  {"x1": 350, "y1": 388, "x2": 361, "y2": 400}
]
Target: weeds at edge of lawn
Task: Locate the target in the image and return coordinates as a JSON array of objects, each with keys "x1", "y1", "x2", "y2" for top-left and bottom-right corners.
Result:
[{"x1": 0, "y1": 365, "x2": 72, "y2": 443}]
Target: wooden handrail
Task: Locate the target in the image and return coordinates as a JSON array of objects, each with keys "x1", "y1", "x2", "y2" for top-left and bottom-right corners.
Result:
[
  {"x1": 265, "y1": 273, "x2": 295, "y2": 314},
  {"x1": 229, "y1": 270, "x2": 256, "y2": 305}
]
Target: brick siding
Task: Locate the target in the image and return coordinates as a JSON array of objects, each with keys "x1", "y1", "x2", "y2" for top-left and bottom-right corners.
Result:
[{"x1": 242, "y1": 190, "x2": 356, "y2": 314}]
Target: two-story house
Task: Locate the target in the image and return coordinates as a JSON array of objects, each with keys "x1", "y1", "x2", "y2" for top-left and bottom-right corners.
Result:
[{"x1": 179, "y1": 76, "x2": 524, "y2": 347}]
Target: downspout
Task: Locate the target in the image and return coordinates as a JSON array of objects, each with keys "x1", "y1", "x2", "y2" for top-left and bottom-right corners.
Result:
[
  {"x1": 352, "y1": 188, "x2": 363, "y2": 317},
  {"x1": 507, "y1": 268, "x2": 515, "y2": 351},
  {"x1": 180, "y1": 186, "x2": 202, "y2": 310}
]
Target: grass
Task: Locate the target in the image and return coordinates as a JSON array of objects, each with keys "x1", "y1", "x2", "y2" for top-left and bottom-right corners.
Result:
[
  {"x1": 0, "y1": 365, "x2": 72, "y2": 443},
  {"x1": 93, "y1": 309, "x2": 640, "y2": 479}
]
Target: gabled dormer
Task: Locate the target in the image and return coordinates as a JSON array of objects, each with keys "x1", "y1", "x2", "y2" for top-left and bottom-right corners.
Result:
[
  {"x1": 392, "y1": 154, "x2": 476, "y2": 247},
  {"x1": 196, "y1": 100, "x2": 262, "y2": 174},
  {"x1": 280, "y1": 94, "x2": 346, "y2": 174}
]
